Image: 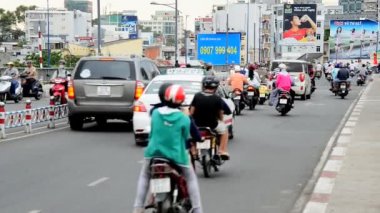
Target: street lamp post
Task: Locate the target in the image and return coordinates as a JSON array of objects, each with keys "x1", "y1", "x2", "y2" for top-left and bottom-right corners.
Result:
[
  {"x1": 225, "y1": 0, "x2": 229, "y2": 66},
  {"x1": 246, "y1": 1, "x2": 250, "y2": 64},
  {"x1": 47, "y1": 0, "x2": 50, "y2": 67},
  {"x1": 97, "y1": 0, "x2": 101, "y2": 56},
  {"x1": 151, "y1": 1, "x2": 179, "y2": 66},
  {"x1": 258, "y1": 5, "x2": 262, "y2": 64}
]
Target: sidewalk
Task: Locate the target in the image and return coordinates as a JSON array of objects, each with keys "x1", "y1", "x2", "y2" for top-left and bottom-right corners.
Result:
[{"x1": 304, "y1": 75, "x2": 380, "y2": 213}]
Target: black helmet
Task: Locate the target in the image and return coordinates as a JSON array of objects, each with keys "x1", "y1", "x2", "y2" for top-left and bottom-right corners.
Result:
[
  {"x1": 158, "y1": 82, "x2": 173, "y2": 104},
  {"x1": 202, "y1": 76, "x2": 219, "y2": 89}
]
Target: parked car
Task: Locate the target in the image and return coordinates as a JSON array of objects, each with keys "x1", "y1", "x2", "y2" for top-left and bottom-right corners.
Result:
[
  {"x1": 270, "y1": 59, "x2": 312, "y2": 100},
  {"x1": 67, "y1": 56, "x2": 160, "y2": 130}
]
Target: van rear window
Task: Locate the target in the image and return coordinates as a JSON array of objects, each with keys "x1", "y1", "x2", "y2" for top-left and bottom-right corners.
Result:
[
  {"x1": 271, "y1": 62, "x2": 305, "y2": 73},
  {"x1": 74, "y1": 60, "x2": 136, "y2": 80}
]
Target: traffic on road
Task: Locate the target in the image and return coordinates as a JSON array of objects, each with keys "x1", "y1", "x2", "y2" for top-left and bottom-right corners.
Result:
[{"x1": 0, "y1": 55, "x2": 375, "y2": 213}]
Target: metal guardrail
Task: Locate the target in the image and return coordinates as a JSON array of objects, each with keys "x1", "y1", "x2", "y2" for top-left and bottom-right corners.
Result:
[
  {"x1": 0, "y1": 68, "x2": 74, "y2": 83},
  {"x1": 0, "y1": 100, "x2": 68, "y2": 139}
]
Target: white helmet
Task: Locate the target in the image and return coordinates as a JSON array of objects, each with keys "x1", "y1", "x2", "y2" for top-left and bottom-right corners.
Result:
[
  {"x1": 234, "y1": 65, "x2": 241, "y2": 72},
  {"x1": 278, "y1": 63, "x2": 287, "y2": 70}
]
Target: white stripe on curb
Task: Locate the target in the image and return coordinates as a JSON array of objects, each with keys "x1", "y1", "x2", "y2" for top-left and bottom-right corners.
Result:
[
  {"x1": 303, "y1": 202, "x2": 328, "y2": 213},
  {"x1": 331, "y1": 147, "x2": 347, "y2": 157},
  {"x1": 324, "y1": 160, "x2": 343, "y2": 172},
  {"x1": 313, "y1": 177, "x2": 335, "y2": 194}
]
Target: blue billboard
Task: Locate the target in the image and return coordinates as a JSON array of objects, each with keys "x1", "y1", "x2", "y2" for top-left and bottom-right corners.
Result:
[
  {"x1": 197, "y1": 33, "x2": 241, "y2": 65},
  {"x1": 120, "y1": 15, "x2": 138, "y2": 39},
  {"x1": 329, "y1": 20, "x2": 379, "y2": 60}
]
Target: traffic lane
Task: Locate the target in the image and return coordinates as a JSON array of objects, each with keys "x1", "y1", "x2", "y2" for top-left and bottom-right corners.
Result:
[
  {"x1": 0, "y1": 79, "x2": 363, "y2": 213},
  {"x1": 196, "y1": 79, "x2": 363, "y2": 213},
  {"x1": 0, "y1": 123, "x2": 140, "y2": 213},
  {"x1": 4, "y1": 96, "x2": 51, "y2": 112}
]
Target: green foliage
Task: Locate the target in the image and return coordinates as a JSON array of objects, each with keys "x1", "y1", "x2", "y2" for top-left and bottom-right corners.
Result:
[
  {"x1": 27, "y1": 51, "x2": 63, "y2": 68},
  {"x1": 63, "y1": 55, "x2": 80, "y2": 68},
  {"x1": 324, "y1": 29, "x2": 330, "y2": 42}
]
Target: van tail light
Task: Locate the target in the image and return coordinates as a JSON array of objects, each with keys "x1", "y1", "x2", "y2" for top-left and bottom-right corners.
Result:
[
  {"x1": 68, "y1": 80, "x2": 75, "y2": 100},
  {"x1": 299, "y1": 73, "x2": 305, "y2": 82},
  {"x1": 133, "y1": 101, "x2": 147, "y2": 112},
  {"x1": 135, "y1": 81, "x2": 144, "y2": 100}
]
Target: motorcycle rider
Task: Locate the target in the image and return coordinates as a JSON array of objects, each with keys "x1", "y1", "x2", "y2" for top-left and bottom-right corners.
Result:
[
  {"x1": 269, "y1": 64, "x2": 295, "y2": 107},
  {"x1": 358, "y1": 64, "x2": 368, "y2": 81},
  {"x1": 3, "y1": 61, "x2": 19, "y2": 98},
  {"x1": 228, "y1": 65, "x2": 249, "y2": 93},
  {"x1": 22, "y1": 60, "x2": 38, "y2": 93},
  {"x1": 333, "y1": 63, "x2": 350, "y2": 90},
  {"x1": 133, "y1": 84, "x2": 203, "y2": 213},
  {"x1": 190, "y1": 76, "x2": 230, "y2": 160},
  {"x1": 316, "y1": 62, "x2": 322, "y2": 77}
]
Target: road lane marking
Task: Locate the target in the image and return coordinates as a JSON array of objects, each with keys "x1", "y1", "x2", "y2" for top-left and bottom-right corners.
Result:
[
  {"x1": 28, "y1": 210, "x2": 41, "y2": 213},
  {"x1": 87, "y1": 177, "x2": 110, "y2": 187},
  {"x1": 0, "y1": 126, "x2": 69, "y2": 143}
]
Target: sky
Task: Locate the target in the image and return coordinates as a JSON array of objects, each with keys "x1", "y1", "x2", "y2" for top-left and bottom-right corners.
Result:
[{"x1": 2, "y1": 0, "x2": 338, "y2": 29}]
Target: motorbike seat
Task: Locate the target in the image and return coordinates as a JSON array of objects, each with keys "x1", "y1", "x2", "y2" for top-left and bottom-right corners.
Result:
[
  {"x1": 150, "y1": 158, "x2": 182, "y2": 174},
  {"x1": 197, "y1": 127, "x2": 217, "y2": 137}
]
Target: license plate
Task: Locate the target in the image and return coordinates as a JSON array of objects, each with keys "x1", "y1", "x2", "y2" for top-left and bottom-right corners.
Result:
[
  {"x1": 150, "y1": 178, "x2": 171, "y2": 193},
  {"x1": 234, "y1": 96, "x2": 241, "y2": 100},
  {"x1": 279, "y1": 99, "x2": 288, "y2": 104},
  {"x1": 260, "y1": 94, "x2": 265, "y2": 98},
  {"x1": 248, "y1": 92, "x2": 254, "y2": 96},
  {"x1": 340, "y1": 85, "x2": 346, "y2": 89},
  {"x1": 197, "y1": 139, "x2": 211, "y2": 149},
  {"x1": 97, "y1": 86, "x2": 111, "y2": 96}
]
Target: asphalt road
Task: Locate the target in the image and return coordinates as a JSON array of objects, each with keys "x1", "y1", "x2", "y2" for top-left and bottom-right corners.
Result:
[{"x1": 0, "y1": 77, "x2": 363, "y2": 213}]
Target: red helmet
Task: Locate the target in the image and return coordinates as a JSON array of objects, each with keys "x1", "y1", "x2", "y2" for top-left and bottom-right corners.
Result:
[
  {"x1": 248, "y1": 64, "x2": 256, "y2": 71},
  {"x1": 165, "y1": 85, "x2": 186, "y2": 107}
]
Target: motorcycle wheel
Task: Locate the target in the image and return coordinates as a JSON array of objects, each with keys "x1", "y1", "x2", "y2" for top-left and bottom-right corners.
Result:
[
  {"x1": 235, "y1": 102, "x2": 241, "y2": 115},
  {"x1": 0, "y1": 94, "x2": 5, "y2": 103},
  {"x1": 35, "y1": 93, "x2": 42, "y2": 100},
  {"x1": 202, "y1": 155, "x2": 212, "y2": 178},
  {"x1": 259, "y1": 98, "x2": 265, "y2": 105},
  {"x1": 249, "y1": 100, "x2": 254, "y2": 110},
  {"x1": 341, "y1": 95, "x2": 345, "y2": 99},
  {"x1": 228, "y1": 125, "x2": 234, "y2": 139}
]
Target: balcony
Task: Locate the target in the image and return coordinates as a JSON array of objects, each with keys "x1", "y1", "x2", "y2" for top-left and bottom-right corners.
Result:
[
  {"x1": 263, "y1": 43, "x2": 271, "y2": 49},
  {"x1": 262, "y1": 29, "x2": 270, "y2": 35}
]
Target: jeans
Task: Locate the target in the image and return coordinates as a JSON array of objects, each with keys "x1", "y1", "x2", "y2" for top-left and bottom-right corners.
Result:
[
  {"x1": 10, "y1": 80, "x2": 19, "y2": 96},
  {"x1": 134, "y1": 159, "x2": 203, "y2": 213}
]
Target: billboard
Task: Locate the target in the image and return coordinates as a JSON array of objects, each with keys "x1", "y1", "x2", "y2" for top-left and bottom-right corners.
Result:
[
  {"x1": 120, "y1": 15, "x2": 138, "y2": 39},
  {"x1": 329, "y1": 20, "x2": 378, "y2": 60},
  {"x1": 197, "y1": 33, "x2": 241, "y2": 66},
  {"x1": 282, "y1": 4, "x2": 317, "y2": 45}
]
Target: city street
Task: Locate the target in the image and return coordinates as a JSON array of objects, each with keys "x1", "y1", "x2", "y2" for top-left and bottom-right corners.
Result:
[{"x1": 0, "y1": 79, "x2": 364, "y2": 213}]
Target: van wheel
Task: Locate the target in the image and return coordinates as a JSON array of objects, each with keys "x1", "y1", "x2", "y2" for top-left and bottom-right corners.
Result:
[
  {"x1": 306, "y1": 94, "x2": 311, "y2": 99},
  {"x1": 300, "y1": 92, "x2": 307, "y2": 100},
  {"x1": 69, "y1": 115, "x2": 83, "y2": 130}
]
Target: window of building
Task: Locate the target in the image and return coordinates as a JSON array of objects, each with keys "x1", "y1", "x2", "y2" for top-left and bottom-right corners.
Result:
[
  {"x1": 317, "y1": 10, "x2": 322, "y2": 15},
  {"x1": 356, "y1": 3, "x2": 361, "y2": 10},
  {"x1": 316, "y1": 34, "x2": 321, "y2": 40},
  {"x1": 349, "y1": 4, "x2": 355, "y2": 11},
  {"x1": 317, "y1": 21, "x2": 321, "y2": 27},
  {"x1": 279, "y1": 21, "x2": 282, "y2": 29},
  {"x1": 288, "y1": 46, "x2": 292, "y2": 52},
  {"x1": 277, "y1": 9, "x2": 283, "y2": 16},
  {"x1": 316, "y1": 46, "x2": 321, "y2": 52}
]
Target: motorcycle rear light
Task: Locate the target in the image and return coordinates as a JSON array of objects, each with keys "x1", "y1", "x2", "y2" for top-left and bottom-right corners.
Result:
[
  {"x1": 247, "y1": 86, "x2": 255, "y2": 91},
  {"x1": 133, "y1": 101, "x2": 147, "y2": 112},
  {"x1": 299, "y1": 73, "x2": 305, "y2": 82},
  {"x1": 68, "y1": 80, "x2": 75, "y2": 100},
  {"x1": 135, "y1": 81, "x2": 144, "y2": 100}
]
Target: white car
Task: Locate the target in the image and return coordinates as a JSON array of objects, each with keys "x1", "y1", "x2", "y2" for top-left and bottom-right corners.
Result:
[
  {"x1": 133, "y1": 72, "x2": 235, "y2": 146},
  {"x1": 270, "y1": 59, "x2": 313, "y2": 100}
]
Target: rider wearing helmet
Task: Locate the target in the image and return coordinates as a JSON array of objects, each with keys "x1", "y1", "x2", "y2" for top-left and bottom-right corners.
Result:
[
  {"x1": 3, "y1": 61, "x2": 20, "y2": 98},
  {"x1": 269, "y1": 63, "x2": 295, "y2": 106},
  {"x1": 228, "y1": 65, "x2": 249, "y2": 92},
  {"x1": 190, "y1": 76, "x2": 230, "y2": 160},
  {"x1": 133, "y1": 84, "x2": 203, "y2": 213}
]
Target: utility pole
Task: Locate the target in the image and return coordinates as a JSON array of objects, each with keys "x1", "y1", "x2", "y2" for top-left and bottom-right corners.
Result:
[
  {"x1": 258, "y1": 5, "x2": 262, "y2": 64},
  {"x1": 246, "y1": 1, "x2": 250, "y2": 64},
  {"x1": 225, "y1": 0, "x2": 229, "y2": 67},
  {"x1": 175, "y1": 0, "x2": 178, "y2": 67},
  {"x1": 97, "y1": 0, "x2": 101, "y2": 56},
  {"x1": 47, "y1": 0, "x2": 50, "y2": 67}
]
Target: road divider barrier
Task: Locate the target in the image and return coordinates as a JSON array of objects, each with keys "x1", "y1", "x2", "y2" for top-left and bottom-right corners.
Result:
[{"x1": 0, "y1": 97, "x2": 68, "y2": 139}]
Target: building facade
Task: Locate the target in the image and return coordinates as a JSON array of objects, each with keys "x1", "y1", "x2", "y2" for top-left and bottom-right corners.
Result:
[
  {"x1": 64, "y1": 0, "x2": 92, "y2": 14},
  {"x1": 212, "y1": 2, "x2": 267, "y2": 64},
  {"x1": 139, "y1": 11, "x2": 184, "y2": 42},
  {"x1": 25, "y1": 8, "x2": 92, "y2": 51},
  {"x1": 194, "y1": 17, "x2": 213, "y2": 34}
]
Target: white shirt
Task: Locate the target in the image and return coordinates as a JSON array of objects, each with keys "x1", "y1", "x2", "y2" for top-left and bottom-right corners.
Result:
[{"x1": 316, "y1": 64, "x2": 322, "y2": 71}]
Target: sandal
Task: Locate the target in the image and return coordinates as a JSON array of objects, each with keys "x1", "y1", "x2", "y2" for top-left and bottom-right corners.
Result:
[{"x1": 219, "y1": 152, "x2": 230, "y2": 161}]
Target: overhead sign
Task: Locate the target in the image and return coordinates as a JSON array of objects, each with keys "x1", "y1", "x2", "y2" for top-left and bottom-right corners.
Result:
[
  {"x1": 197, "y1": 33, "x2": 241, "y2": 65},
  {"x1": 282, "y1": 4, "x2": 317, "y2": 45},
  {"x1": 329, "y1": 20, "x2": 378, "y2": 60},
  {"x1": 120, "y1": 15, "x2": 138, "y2": 39}
]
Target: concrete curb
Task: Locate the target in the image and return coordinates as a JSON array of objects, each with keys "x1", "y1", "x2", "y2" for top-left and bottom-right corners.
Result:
[
  {"x1": 290, "y1": 81, "x2": 368, "y2": 213},
  {"x1": 301, "y1": 79, "x2": 374, "y2": 213}
]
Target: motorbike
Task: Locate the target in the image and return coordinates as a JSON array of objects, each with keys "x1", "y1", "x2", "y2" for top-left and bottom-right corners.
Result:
[
  {"x1": 146, "y1": 158, "x2": 192, "y2": 213},
  {"x1": 194, "y1": 127, "x2": 225, "y2": 178},
  {"x1": 315, "y1": 70, "x2": 322, "y2": 79},
  {"x1": 335, "y1": 81, "x2": 349, "y2": 99},
  {"x1": 244, "y1": 85, "x2": 258, "y2": 110},
  {"x1": 356, "y1": 74, "x2": 366, "y2": 86},
  {"x1": 50, "y1": 77, "x2": 68, "y2": 105},
  {"x1": 20, "y1": 74, "x2": 43, "y2": 100},
  {"x1": 0, "y1": 76, "x2": 23, "y2": 103},
  {"x1": 349, "y1": 70, "x2": 356, "y2": 78},
  {"x1": 326, "y1": 73, "x2": 333, "y2": 82},
  {"x1": 231, "y1": 89, "x2": 245, "y2": 115},
  {"x1": 276, "y1": 90, "x2": 292, "y2": 116},
  {"x1": 259, "y1": 84, "x2": 269, "y2": 105}
]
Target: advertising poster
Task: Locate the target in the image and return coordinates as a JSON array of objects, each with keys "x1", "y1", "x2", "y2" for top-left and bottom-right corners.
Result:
[
  {"x1": 197, "y1": 33, "x2": 241, "y2": 66},
  {"x1": 329, "y1": 20, "x2": 378, "y2": 60},
  {"x1": 282, "y1": 4, "x2": 317, "y2": 45},
  {"x1": 120, "y1": 15, "x2": 138, "y2": 39}
]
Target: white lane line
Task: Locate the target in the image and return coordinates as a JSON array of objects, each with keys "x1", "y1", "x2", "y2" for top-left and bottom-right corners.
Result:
[
  {"x1": 28, "y1": 210, "x2": 41, "y2": 213},
  {"x1": 0, "y1": 126, "x2": 69, "y2": 143},
  {"x1": 87, "y1": 177, "x2": 110, "y2": 187},
  {"x1": 7, "y1": 122, "x2": 67, "y2": 136}
]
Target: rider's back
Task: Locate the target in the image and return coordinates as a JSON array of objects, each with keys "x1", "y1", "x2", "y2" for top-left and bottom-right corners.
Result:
[
  {"x1": 229, "y1": 73, "x2": 246, "y2": 91},
  {"x1": 276, "y1": 72, "x2": 292, "y2": 91},
  {"x1": 191, "y1": 92, "x2": 223, "y2": 129},
  {"x1": 144, "y1": 107, "x2": 190, "y2": 166}
]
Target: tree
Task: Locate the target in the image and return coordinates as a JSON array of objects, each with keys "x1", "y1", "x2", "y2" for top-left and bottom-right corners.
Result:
[
  {"x1": 27, "y1": 51, "x2": 63, "y2": 68},
  {"x1": 63, "y1": 55, "x2": 80, "y2": 68},
  {"x1": 0, "y1": 10, "x2": 17, "y2": 42},
  {"x1": 15, "y1": 5, "x2": 37, "y2": 23}
]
